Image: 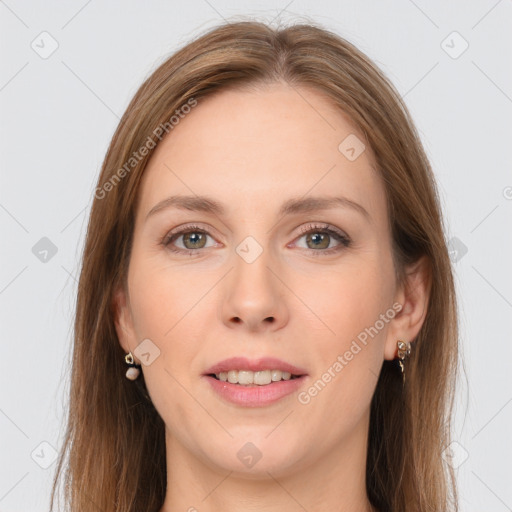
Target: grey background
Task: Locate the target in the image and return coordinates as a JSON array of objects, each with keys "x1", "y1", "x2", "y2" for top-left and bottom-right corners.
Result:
[{"x1": 1, "y1": 1, "x2": 511, "y2": 510}]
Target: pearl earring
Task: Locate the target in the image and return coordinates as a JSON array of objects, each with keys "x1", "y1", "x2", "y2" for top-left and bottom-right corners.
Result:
[{"x1": 125, "y1": 352, "x2": 141, "y2": 380}]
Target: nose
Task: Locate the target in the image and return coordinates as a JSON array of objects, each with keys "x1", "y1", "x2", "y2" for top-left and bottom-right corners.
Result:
[{"x1": 221, "y1": 245, "x2": 289, "y2": 333}]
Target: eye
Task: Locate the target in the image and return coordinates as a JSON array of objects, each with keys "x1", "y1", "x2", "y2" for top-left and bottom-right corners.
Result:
[
  {"x1": 162, "y1": 224, "x2": 217, "y2": 254},
  {"x1": 161, "y1": 222, "x2": 351, "y2": 256},
  {"x1": 293, "y1": 223, "x2": 351, "y2": 255}
]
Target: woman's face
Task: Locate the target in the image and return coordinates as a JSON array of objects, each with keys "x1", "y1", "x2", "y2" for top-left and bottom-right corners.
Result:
[{"x1": 114, "y1": 83, "x2": 408, "y2": 477}]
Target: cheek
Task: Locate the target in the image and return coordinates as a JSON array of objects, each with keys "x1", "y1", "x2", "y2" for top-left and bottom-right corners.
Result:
[
  {"x1": 128, "y1": 273, "x2": 171, "y2": 340},
  {"x1": 128, "y1": 250, "x2": 204, "y2": 338},
  {"x1": 128, "y1": 253, "x2": 214, "y2": 380},
  {"x1": 298, "y1": 260, "x2": 392, "y2": 348},
  {"x1": 297, "y1": 261, "x2": 392, "y2": 407}
]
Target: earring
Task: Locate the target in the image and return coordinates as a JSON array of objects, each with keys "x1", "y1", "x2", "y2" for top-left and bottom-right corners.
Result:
[
  {"x1": 396, "y1": 340, "x2": 411, "y2": 384},
  {"x1": 125, "y1": 352, "x2": 141, "y2": 380}
]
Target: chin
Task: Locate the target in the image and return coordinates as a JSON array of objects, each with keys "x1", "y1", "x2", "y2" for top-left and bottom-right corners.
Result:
[{"x1": 198, "y1": 435, "x2": 305, "y2": 478}]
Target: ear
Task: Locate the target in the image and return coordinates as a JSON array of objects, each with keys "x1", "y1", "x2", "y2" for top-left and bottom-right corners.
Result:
[
  {"x1": 112, "y1": 283, "x2": 139, "y2": 360},
  {"x1": 384, "y1": 255, "x2": 431, "y2": 360}
]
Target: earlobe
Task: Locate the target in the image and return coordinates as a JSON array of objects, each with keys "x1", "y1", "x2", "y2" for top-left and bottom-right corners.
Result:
[
  {"x1": 111, "y1": 285, "x2": 137, "y2": 354},
  {"x1": 384, "y1": 255, "x2": 431, "y2": 360}
]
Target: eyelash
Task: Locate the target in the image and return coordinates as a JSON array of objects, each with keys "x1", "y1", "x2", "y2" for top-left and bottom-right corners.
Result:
[{"x1": 161, "y1": 222, "x2": 351, "y2": 256}]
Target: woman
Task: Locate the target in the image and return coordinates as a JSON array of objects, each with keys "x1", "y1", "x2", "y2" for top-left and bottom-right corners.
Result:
[{"x1": 50, "y1": 19, "x2": 459, "y2": 512}]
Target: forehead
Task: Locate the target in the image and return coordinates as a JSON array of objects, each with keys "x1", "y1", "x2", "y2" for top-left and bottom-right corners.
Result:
[{"x1": 136, "y1": 83, "x2": 386, "y2": 223}]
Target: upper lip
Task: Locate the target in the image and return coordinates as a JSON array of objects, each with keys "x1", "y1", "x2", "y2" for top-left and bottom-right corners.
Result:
[{"x1": 204, "y1": 357, "x2": 308, "y2": 376}]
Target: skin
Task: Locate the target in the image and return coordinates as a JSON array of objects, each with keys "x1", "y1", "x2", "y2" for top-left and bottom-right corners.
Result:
[{"x1": 113, "y1": 82, "x2": 430, "y2": 512}]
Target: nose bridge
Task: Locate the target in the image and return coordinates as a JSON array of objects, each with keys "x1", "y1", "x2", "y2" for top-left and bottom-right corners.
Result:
[{"x1": 221, "y1": 233, "x2": 288, "y2": 331}]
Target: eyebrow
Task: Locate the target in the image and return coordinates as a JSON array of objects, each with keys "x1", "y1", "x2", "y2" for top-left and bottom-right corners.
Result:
[{"x1": 145, "y1": 194, "x2": 371, "y2": 222}]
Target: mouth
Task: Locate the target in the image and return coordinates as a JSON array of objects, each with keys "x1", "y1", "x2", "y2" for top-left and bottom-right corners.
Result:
[{"x1": 202, "y1": 357, "x2": 308, "y2": 406}]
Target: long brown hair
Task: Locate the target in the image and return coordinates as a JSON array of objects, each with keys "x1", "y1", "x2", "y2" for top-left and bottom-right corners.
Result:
[{"x1": 50, "y1": 19, "x2": 459, "y2": 512}]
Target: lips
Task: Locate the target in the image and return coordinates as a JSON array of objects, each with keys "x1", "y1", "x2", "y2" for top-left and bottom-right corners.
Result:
[{"x1": 203, "y1": 356, "x2": 308, "y2": 376}]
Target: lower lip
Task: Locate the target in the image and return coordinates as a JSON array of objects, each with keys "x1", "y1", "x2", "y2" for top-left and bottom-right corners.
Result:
[{"x1": 203, "y1": 375, "x2": 307, "y2": 407}]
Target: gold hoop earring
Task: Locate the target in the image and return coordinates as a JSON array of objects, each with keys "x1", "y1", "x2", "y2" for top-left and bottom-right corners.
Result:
[
  {"x1": 125, "y1": 351, "x2": 141, "y2": 380},
  {"x1": 396, "y1": 340, "x2": 411, "y2": 384}
]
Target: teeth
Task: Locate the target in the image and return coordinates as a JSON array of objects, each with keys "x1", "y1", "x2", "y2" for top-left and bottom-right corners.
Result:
[{"x1": 216, "y1": 369, "x2": 296, "y2": 385}]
